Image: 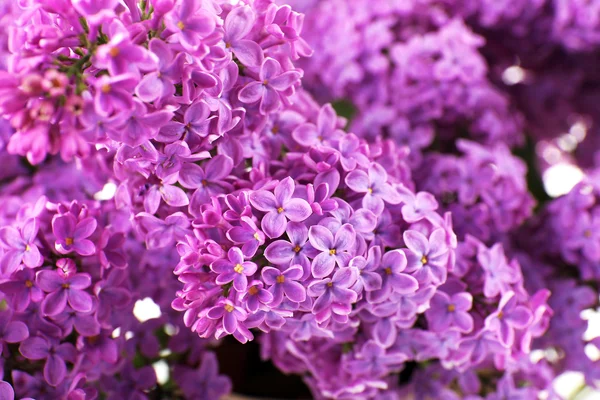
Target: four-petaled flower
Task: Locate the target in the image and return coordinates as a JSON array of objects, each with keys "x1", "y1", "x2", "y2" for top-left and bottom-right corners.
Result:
[
  {"x1": 308, "y1": 223, "x2": 356, "y2": 278},
  {"x1": 345, "y1": 162, "x2": 402, "y2": 215},
  {"x1": 485, "y1": 291, "x2": 533, "y2": 347},
  {"x1": 0, "y1": 218, "x2": 42, "y2": 275},
  {"x1": 425, "y1": 291, "x2": 474, "y2": 333},
  {"x1": 211, "y1": 248, "x2": 258, "y2": 292},
  {"x1": 307, "y1": 267, "x2": 358, "y2": 323},
  {"x1": 249, "y1": 177, "x2": 312, "y2": 239},
  {"x1": 261, "y1": 265, "x2": 306, "y2": 306},
  {"x1": 52, "y1": 214, "x2": 97, "y2": 256},
  {"x1": 36, "y1": 270, "x2": 93, "y2": 316}
]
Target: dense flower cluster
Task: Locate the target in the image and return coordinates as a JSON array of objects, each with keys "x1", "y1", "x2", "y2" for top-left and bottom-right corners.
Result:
[
  {"x1": 286, "y1": 0, "x2": 524, "y2": 159},
  {"x1": 415, "y1": 139, "x2": 535, "y2": 243},
  {"x1": 0, "y1": 0, "x2": 599, "y2": 399}
]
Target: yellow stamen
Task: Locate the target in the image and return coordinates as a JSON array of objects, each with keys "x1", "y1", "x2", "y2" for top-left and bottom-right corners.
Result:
[
  {"x1": 62, "y1": 283, "x2": 70, "y2": 289},
  {"x1": 497, "y1": 311, "x2": 504, "y2": 319},
  {"x1": 277, "y1": 207, "x2": 284, "y2": 213},
  {"x1": 584, "y1": 229, "x2": 592, "y2": 238},
  {"x1": 234, "y1": 263, "x2": 244, "y2": 274},
  {"x1": 262, "y1": 79, "x2": 269, "y2": 85},
  {"x1": 109, "y1": 47, "x2": 120, "y2": 57},
  {"x1": 293, "y1": 245, "x2": 301, "y2": 253},
  {"x1": 367, "y1": 187, "x2": 373, "y2": 194},
  {"x1": 225, "y1": 42, "x2": 232, "y2": 48},
  {"x1": 65, "y1": 237, "x2": 74, "y2": 246},
  {"x1": 327, "y1": 282, "x2": 333, "y2": 287},
  {"x1": 253, "y1": 232, "x2": 261, "y2": 240},
  {"x1": 276, "y1": 275, "x2": 285, "y2": 284},
  {"x1": 224, "y1": 304, "x2": 234, "y2": 312},
  {"x1": 25, "y1": 280, "x2": 33, "y2": 288},
  {"x1": 201, "y1": 179, "x2": 208, "y2": 187},
  {"x1": 271, "y1": 126, "x2": 279, "y2": 134},
  {"x1": 447, "y1": 304, "x2": 456, "y2": 312},
  {"x1": 101, "y1": 84, "x2": 111, "y2": 93},
  {"x1": 385, "y1": 267, "x2": 392, "y2": 275},
  {"x1": 177, "y1": 21, "x2": 185, "y2": 30},
  {"x1": 420, "y1": 255, "x2": 428, "y2": 265},
  {"x1": 25, "y1": 244, "x2": 30, "y2": 251},
  {"x1": 248, "y1": 286, "x2": 259, "y2": 295}
]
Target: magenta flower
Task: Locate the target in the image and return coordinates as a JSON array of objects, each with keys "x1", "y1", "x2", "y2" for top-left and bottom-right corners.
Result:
[
  {"x1": 135, "y1": 39, "x2": 182, "y2": 103},
  {"x1": 241, "y1": 281, "x2": 273, "y2": 313},
  {"x1": 249, "y1": 177, "x2": 312, "y2": 239},
  {"x1": 308, "y1": 223, "x2": 356, "y2": 278},
  {"x1": 0, "y1": 310, "x2": 29, "y2": 356},
  {"x1": 179, "y1": 155, "x2": 234, "y2": 204},
  {"x1": 238, "y1": 58, "x2": 302, "y2": 114},
  {"x1": 348, "y1": 246, "x2": 383, "y2": 294},
  {"x1": 485, "y1": 291, "x2": 533, "y2": 347},
  {"x1": 36, "y1": 270, "x2": 93, "y2": 316},
  {"x1": 93, "y1": 74, "x2": 137, "y2": 117},
  {"x1": 403, "y1": 228, "x2": 449, "y2": 285},
  {"x1": 264, "y1": 222, "x2": 319, "y2": 277},
  {"x1": 308, "y1": 267, "x2": 358, "y2": 323},
  {"x1": 0, "y1": 218, "x2": 42, "y2": 275},
  {"x1": 106, "y1": 99, "x2": 173, "y2": 147},
  {"x1": 19, "y1": 336, "x2": 76, "y2": 386},
  {"x1": 223, "y1": 5, "x2": 264, "y2": 67},
  {"x1": 52, "y1": 214, "x2": 97, "y2": 256},
  {"x1": 210, "y1": 248, "x2": 257, "y2": 292},
  {"x1": 136, "y1": 212, "x2": 190, "y2": 248},
  {"x1": 345, "y1": 341, "x2": 407, "y2": 377},
  {"x1": 0, "y1": 269, "x2": 43, "y2": 312},
  {"x1": 425, "y1": 291, "x2": 474, "y2": 333},
  {"x1": 367, "y1": 249, "x2": 418, "y2": 304},
  {"x1": 226, "y1": 216, "x2": 265, "y2": 258},
  {"x1": 401, "y1": 191, "x2": 439, "y2": 223},
  {"x1": 261, "y1": 265, "x2": 306, "y2": 306},
  {"x1": 206, "y1": 299, "x2": 248, "y2": 335},
  {"x1": 164, "y1": 101, "x2": 215, "y2": 140},
  {"x1": 477, "y1": 243, "x2": 521, "y2": 298},
  {"x1": 292, "y1": 103, "x2": 344, "y2": 147},
  {"x1": 164, "y1": 0, "x2": 216, "y2": 51},
  {"x1": 345, "y1": 162, "x2": 402, "y2": 215}
]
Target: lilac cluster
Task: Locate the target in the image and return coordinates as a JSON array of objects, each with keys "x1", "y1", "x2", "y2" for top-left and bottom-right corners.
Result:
[
  {"x1": 415, "y1": 140, "x2": 535, "y2": 243},
  {"x1": 284, "y1": 0, "x2": 524, "y2": 160}
]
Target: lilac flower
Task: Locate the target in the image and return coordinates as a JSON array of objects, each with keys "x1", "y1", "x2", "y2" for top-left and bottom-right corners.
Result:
[
  {"x1": 179, "y1": 155, "x2": 234, "y2": 204},
  {"x1": 20, "y1": 336, "x2": 76, "y2": 386},
  {"x1": 93, "y1": 20, "x2": 154, "y2": 76},
  {"x1": 106, "y1": 99, "x2": 173, "y2": 147},
  {"x1": 211, "y1": 248, "x2": 257, "y2": 292},
  {"x1": 242, "y1": 281, "x2": 273, "y2": 313},
  {"x1": 338, "y1": 133, "x2": 370, "y2": 171},
  {"x1": 249, "y1": 177, "x2": 312, "y2": 238},
  {"x1": 238, "y1": 58, "x2": 302, "y2": 114},
  {"x1": 368, "y1": 249, "x2": 419, "y2": 304},
  {"x1": 206, "y1": 298, "x2": 248, "y2": 335},
  {"x1": 345, "y1": 341, "x2": 407, "y2": 377},
  {"x1": 477, "y1": 243, "x2": 521, "y2": 298},
  {"x1": 0, "y1": 310, "x2": 29, "y2": 355},
  {"x1": 262, "y1": 265, "x2": 306, "y2": 306},
  {"x1": 36, "y1": 270, "x2": 93, "y2": 316},
  {"x1": 93, "y1": 74, "x2": 137, "y2": 117},
  {"x1": 348, "y1": 246, "x2": 382, "y2": 294},
  {"x1": 165, "y1": 101, "x2": 215, "y2": 140},
  {"x1": 264, "y1": 222, "x2": 318, "y2": 277},
  {"x1": 345, "y1": 162, "x2": 402, "y2": 214},
  {"x1": 307, "y1": 267, "x2": 358, "y2": 323},
  {"x1": 135, "y1": 39, "x2": 182, "y2": 103},
  {"x1": 164, "y1": 0, "x2": 216, "y2": 51},
  {"x1": 457, "y1": 329, "x2": 508, "y2": 366},
  {"x1": 174, "y1": 352, "x2": 233, "y2": 400},
  {"x1": 425, "y1": 291, "x2": 474, "y2": 333},
  {"x1": 0, "y1": 269, "x2": 43, "y2": 311},
  {"x1": 51, "y1": 307, "x2": 100, "y2": 337},
  {"x1": 485, "y1": 291, "x2": 533, "y2": 347},
  {"x1": 403, "y1": 228, "x2": 449, "y2": 285},
  {"x1": 52, "y1": 214, "x2": 97, "y2": 257},
  {"x1": 226, "y1": 216, "x2": 265, "y2": 257},
  {"x1": 292, "y1": 104, "x2": 344, "y2": 147},
  {"x1": 223, "y1": 5, "x2": 264, "y2": 67},
  {"x1": 308, "y1": 223, "x2": 356, "y2": 278},
  {"x1": 0, "y1": 218, "x2": 42, "y2": 275},
  {"x1": 401, "y1": 191, "x2": 439, "y2": 223},
  {"x1": 136, "y1": 212, "x2": 190, "y2": 248}
]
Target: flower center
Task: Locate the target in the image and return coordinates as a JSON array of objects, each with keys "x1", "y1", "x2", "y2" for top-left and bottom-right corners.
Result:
[
  {"x1": 385, "y1": 267, "x2": 392, "y2": 275},
  {"x1": 224, "y1": 304, "x2": 234, "y2": 313},
  {"x1": 497, "y1": 311, "x2": 504, "y2": 319},
  {"x1": 65, "y1": 237, "x2": 74, "y2": 246},
  {"x1": 25, "y1": 280, "x2": 33, "y2": 288},
  {"x1": 51, "y1": 78, "x2": 62, "y2": 88},
  {"x1": 109, "y1": 47, "x2": 120, "y2": 57},
  {"x1": 262, "y1": 79, "x2": 269, "y2": 86},
  {"x1": 327, "y1": 282, "x2": 333, "y2": 287},
  {"x1": 420, "y1": 255, "x2": 428, "y2": 265},
  {"x1": 234, "y1": 263, "x2": 244, "y2": 274},
  {"x1": 201, "y1": 179, "x2": 208, "y2": 187},
  {"x1": 62, "y1": 283, "x2": 70, "y2": 289},
  {"x1": 271, "y1": 126, "x2": 279, "y2": 134},
  {"x1": 253, "y1": 232, "x2": 261, "y2": 240},
  {"x1": 87, "y1": 335, "x2": 99, "y2": 345},
  {"x1": 101, "y1": 83, "x2": 111, "y2": 93},
  {"x1": 329, "y1": 249, "x2": 336, "y2": 255},
  {"x1": 225, "y1": 42, "x2": 232, "y2": 49},
  {"x1": 584, "y1": 229, "x2": 592, "y2": 238},
  {"x1": 177, "y1": 21, "x2": 185, "y2": 30},
  {"x1": 367, "y1": 187, "x2": 373, "y2": 194},
  {"x1": 25, "y1": 244, "x2": 30, "y2": 251},
  {"x1": 293, "y1": 245, "x2": 301, "y2": 253},
  {"x1": 277, "y1": 207, "x2": 284, "y2": 213},
  {"x1": 447, "y1": 304, "x2": 455, "y2": 312},
  {"x1": 248, "y1": 286, "x2": 259, "y2": 295},
  {"x1": 276, "y1": 275, "x2": 285, "y2": 284}
]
